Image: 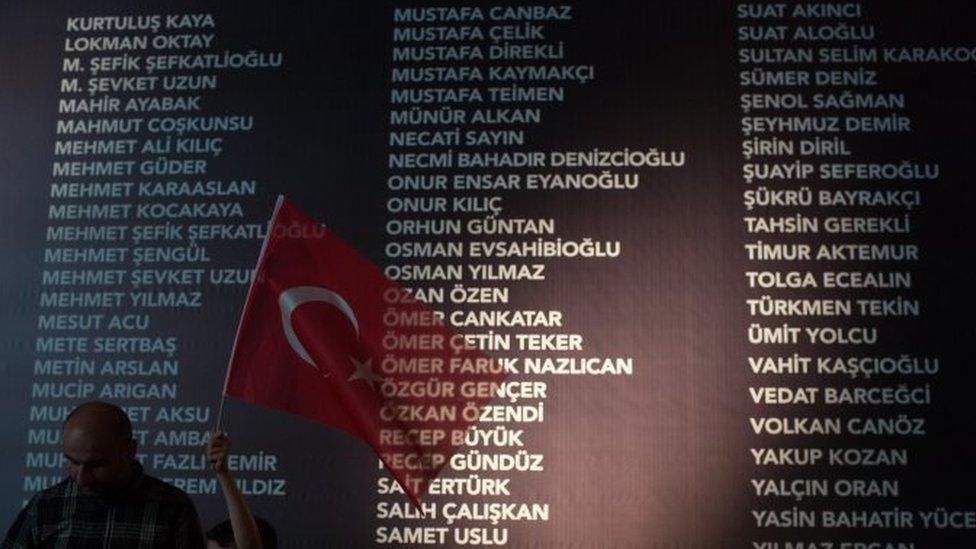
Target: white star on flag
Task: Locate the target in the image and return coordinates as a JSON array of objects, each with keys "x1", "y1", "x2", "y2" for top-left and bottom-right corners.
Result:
[{"x1": 347, "y1": 357, "x2": 382, "y2": 390}]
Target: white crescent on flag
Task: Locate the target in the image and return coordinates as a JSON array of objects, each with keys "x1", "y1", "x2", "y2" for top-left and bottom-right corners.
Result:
[{"x1": 278, "y1": 285, "x2": 360, "y2": 375}]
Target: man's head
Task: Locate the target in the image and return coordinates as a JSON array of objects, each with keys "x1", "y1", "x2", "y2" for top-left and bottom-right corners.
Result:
[{"x1": 61, "y1": 401, "x2": 136, "y2": 494}]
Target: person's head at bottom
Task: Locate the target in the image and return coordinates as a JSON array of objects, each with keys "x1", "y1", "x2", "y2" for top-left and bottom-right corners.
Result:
[
  {"x1": 62, "y1": 401, "x2": 137, "y2": 494},
  {"x1": 206, "y1": 517, "x2": 277, "y2": 549}
]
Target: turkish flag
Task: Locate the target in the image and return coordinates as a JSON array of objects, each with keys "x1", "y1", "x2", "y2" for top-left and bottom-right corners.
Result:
[{"x1": 223, "y1": 196, "x2": 503, "y2": 505}]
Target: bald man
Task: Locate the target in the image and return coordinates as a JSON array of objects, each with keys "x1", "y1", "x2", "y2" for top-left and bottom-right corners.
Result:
[{"x1": 2, "y1": 401, "x2": 205, "y2": 548}]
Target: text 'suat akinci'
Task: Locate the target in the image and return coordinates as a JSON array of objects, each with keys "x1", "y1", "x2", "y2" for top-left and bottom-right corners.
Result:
[{"x1": 222, "y1": 195, "x2": 504, "y2": 507}]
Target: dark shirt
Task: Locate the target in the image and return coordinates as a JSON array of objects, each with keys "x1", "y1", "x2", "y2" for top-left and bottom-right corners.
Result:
[{"x1": 2, "y1": 463, "x2": 205, "y2": 549}]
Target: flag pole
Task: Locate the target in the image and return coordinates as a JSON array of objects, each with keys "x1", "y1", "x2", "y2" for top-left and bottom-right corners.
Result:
[{"x1": 214, "y1": 194, "x2": 286, "y2": 432}]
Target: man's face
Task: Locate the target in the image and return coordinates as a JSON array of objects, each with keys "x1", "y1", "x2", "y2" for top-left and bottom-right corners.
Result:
[{"x1": 62, "y1": 425, "x2": 135, "y2": 494}]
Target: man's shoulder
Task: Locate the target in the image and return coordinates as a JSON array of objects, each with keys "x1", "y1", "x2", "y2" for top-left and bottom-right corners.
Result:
[
  {"x1": 24, "y1": 474, "x2": 195, "y2": 509},
  {"x1": 136, "y1": 472, "x2": 196, "y2": 506},
  {"x1": 15, "y1": 478, "x2": 75, "y2": 528},
  {"x1": 25, "y1": 477, "x2": 74, "y2": 505}
]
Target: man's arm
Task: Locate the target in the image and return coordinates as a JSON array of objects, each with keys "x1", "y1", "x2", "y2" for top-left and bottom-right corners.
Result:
[
  {"x1": 172, "y1": 496, "x2": 206, "y2": 549},
  {"x1": 208, "y1": 431, "x2": 264, "y2": 549},
  {"x1": 2, "y1": 501, "x2": 38, "y2": 549}
]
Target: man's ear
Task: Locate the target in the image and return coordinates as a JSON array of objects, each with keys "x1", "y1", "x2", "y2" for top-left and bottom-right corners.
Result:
[{"x1": 125, "y1": 437, "x2": 137, "y2": 459}]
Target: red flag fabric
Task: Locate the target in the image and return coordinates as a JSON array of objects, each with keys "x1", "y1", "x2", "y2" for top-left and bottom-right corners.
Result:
[{"x1": 223, "y1": 196, "x2": 504, "y2": 505}]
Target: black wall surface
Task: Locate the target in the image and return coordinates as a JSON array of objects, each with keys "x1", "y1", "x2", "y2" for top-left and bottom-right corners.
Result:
[{"x1": 2, "y1": 1, "x2": 975, "y2": 547}]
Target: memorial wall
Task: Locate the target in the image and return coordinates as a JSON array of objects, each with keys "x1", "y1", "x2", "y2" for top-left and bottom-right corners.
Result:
[{"x1": 1, "y1": 2, "x2": 975, "y2": 547}]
